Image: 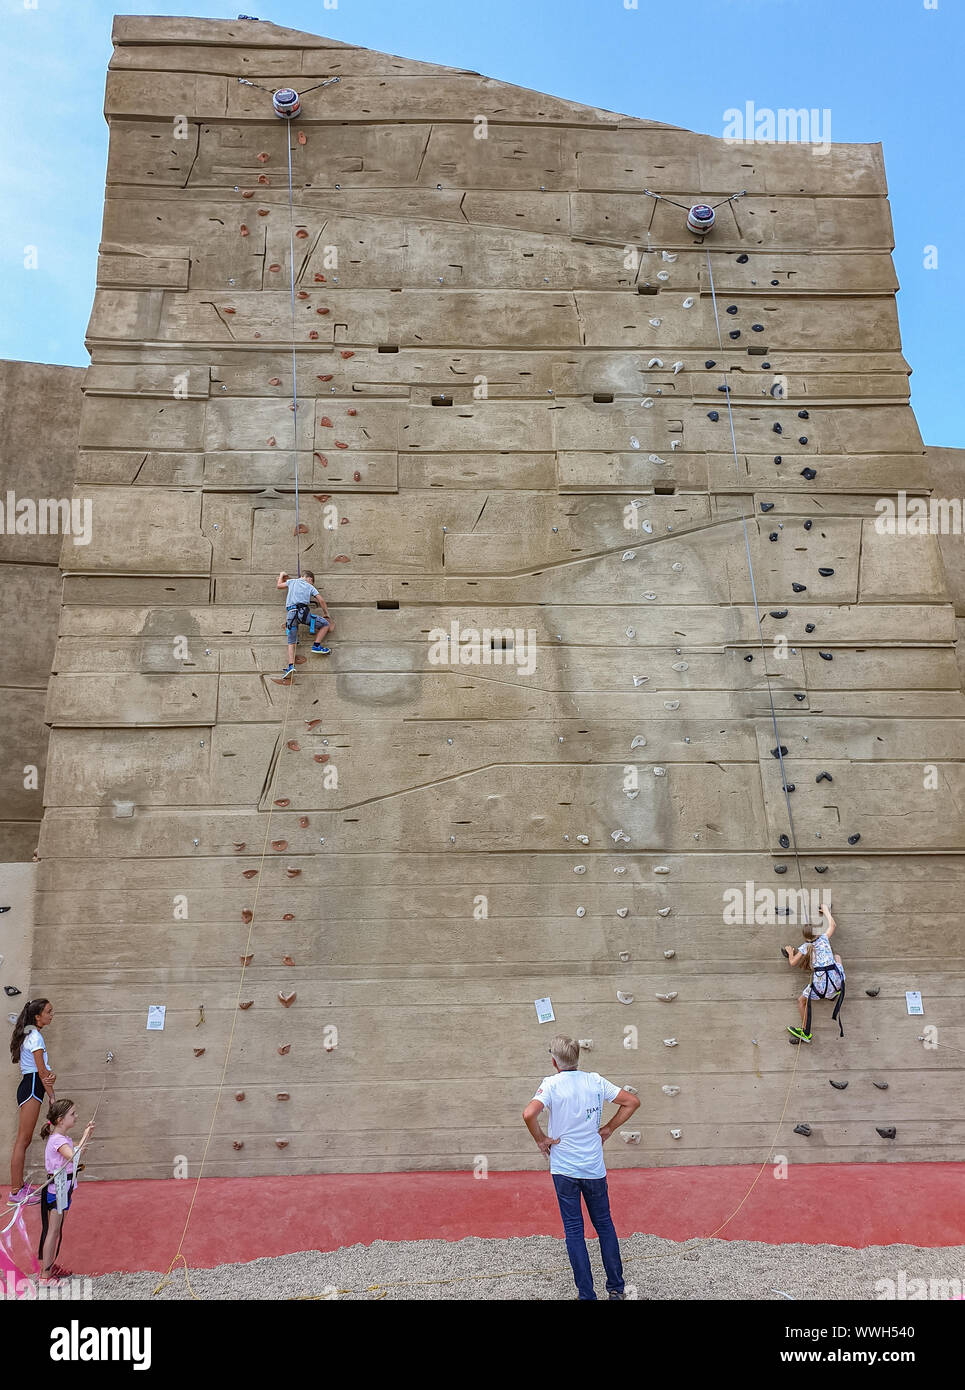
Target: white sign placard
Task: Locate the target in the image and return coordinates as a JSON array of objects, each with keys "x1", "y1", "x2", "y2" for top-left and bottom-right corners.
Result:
[
  {"x1": 146, "y1": 1004, "x2": 166, "y2": 1031},
  {"x1": 534, "y1": 996, "x2": 556, "y2": 1025},
  {"x1": 905, "y1": 991, "x2": 923, "y2": 1016}
]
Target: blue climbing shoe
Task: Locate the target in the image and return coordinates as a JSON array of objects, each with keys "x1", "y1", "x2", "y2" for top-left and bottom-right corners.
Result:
[
  {"x1": 281, "y1": 663, "x2": 295, "y2": 678},
  {"x1": 311, "y1": 644, "x2": 331, "y2": 656}
]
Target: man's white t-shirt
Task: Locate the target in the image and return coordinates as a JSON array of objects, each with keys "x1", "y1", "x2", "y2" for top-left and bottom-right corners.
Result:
[{"x1": 532, "y1": 1069, "x2": 621, "y2": 1178}]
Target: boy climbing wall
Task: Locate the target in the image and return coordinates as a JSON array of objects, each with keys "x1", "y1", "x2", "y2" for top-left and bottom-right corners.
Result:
[{"x1": 277, "y1": 569, "x2": 333, "y2": 677}]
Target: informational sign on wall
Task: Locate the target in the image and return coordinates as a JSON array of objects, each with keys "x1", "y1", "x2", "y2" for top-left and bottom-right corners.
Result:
[
  {"x1": 146, "y1": 1004, "x2": 166, "y2": 1030},
  {"x1": 905, "y1": 991, "x2": 923, "y2": 1016},
  {"x1": 534, "y1": 997, "x2": 555, "y2": 1025}
]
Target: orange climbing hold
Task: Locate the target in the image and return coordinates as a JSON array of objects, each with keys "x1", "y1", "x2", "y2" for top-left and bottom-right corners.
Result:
[
  {"x1": 240, "y1": 225, "x2": 249, "y2": 237},
  {"x1": 258, "y1": 174, "x2": 269, "y2": 185},
  {"x1": 274, "y1": 798, "x2": 290, "y2": 807},
  {"x1": 317, "y1": 373, "x2": 333, "y2": 381},
  {"x1": 257, "y1": 152, "x2": 270, "y2": 163},
  {"x1": 194, "y1": 1048, "x2": 205, "y2": 1057},
  {"x1": 242, "y1": 909, "x2": 253, "y2": 924},
  {"x1": 282, "y1": 955, "x2": 295, "y2": 967},
  {"x1": 314, "y1": 754, "x2": 330, "y2": 763},
  {"x1": 278, "y1": 1043, "x2": 291, "y2": 1055},
  {"x1": 287, "y1": 741, "x2": 300, "y2": 751},
  {"x1": 240, "y1": 954, "x2": 253, "y2": 965},
  {"x1": 271, "y1": 839, "x2": 288, "y2": 851},
  {"x1": 334, "y1": 555, "x2": 350, "y2": 563},
  {"x1": 297, "y1": 131, "x2": 307, "y2": 145},
  {"x1": 340, "y1": 350, "x2": 354, "y2": 359},
  {"x1": 293, "y1": 523, "x2": 309, "y2": 535},
  {"x1": 268, "y1": 377, "x2": 281, "y2": 385},
  {"x1": 297, "y1": 291, "x2": 309, "y2": 300},
  {"x1": 239, "y1": 1001, "x2": 254, "y2": 1010},
  {"x1": 335, "y1": 441, "x2": 348, "y2": 449},
  {"x1": 242, "y1": 869, "x2": 258, "y2": 879},
  {"x1": 278, "y1": 991, "x2": 296, "y2": 1007}
]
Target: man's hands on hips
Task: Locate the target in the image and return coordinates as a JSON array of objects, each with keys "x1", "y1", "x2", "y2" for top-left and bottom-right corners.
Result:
[
  {"x1": 536, "y1": 1134, "x2": 560, "y2": 1158},
  {"x1": 599, "y1": 1125, "x2": 613, "y2": 1143}
]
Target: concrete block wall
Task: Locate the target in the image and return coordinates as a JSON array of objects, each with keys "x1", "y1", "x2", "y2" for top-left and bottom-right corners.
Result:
[{"x1": 28, "y1": 16, "x2": 965, "y2": 1177}]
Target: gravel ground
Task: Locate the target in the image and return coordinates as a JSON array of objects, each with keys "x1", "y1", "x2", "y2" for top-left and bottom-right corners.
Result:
[{"x1": 85, "y1": 1234, "x2": 965, "y2": 1301}]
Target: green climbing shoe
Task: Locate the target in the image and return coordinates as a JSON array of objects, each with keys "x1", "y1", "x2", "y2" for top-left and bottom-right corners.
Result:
[{"x1": 786, "y1": 1026, "x2": 812, "y2": 1043}]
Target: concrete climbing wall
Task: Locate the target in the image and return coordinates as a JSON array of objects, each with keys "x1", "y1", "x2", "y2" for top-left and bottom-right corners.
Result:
[{"x1": 32, "y1": 15, "x2": 965, "y2": 1179}]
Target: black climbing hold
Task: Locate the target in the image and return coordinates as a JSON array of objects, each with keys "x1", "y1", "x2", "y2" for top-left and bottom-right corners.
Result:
[
  {"x1": 769, "y1": 532, "x2": 779, "y2": 542},
  {"x1": 830, "y1": 1080, "x2": 848, "y2": 1090},
  {"x1": 3, "y1": 985, "x2": 21, "y2": 997},
  {"x1": 815, "y1": 772, "x2": 833, "y2": 784},
  {"x1": 873, "y1": 1081, "x2": 888, "y2": 1090},
  {"x1": 770, "y1": 746, "x2": 788, "y2": 758},
  {"x1": 736, "y1": 254, "x2": 749, "y2": 263},
  {"x1": 800, "y1": 467, "x2": 817, "y2": 480},
  {"x1": 815, "y1": 865, "x2": 828, "y2": 873},
  {"x1": 717, "y1": 384, "x2": 728, "y2": 392},
  {"x1": 705, "y1": 360, "x2": 716, "y2": 368},
  {"x1": 819, "y1": 651, "x2": 833, "y2": 661},
  {"x1": 0, "y1": 906, "x2": 10, "y2": 913},
  {"x1": 707, "y1": 410, "x2": 719, "y2": 421},
  {"x1": 805, "y1": 623, "x2": 815, "y2": 633},
  {"x1": 779, "y1": 834, "x2": 790, "y2": 849},
  {"x1": 793, "y1": 692, "x2": 806, "y2": 702},
  {"x1": 772, "y1": 423, "x2": 783, "y2": 434},
  {"x1": 744, "y1": 654, "x2": 754, "y2": 662},
  {"x1": 774, "y1": 455, "x2": 782, "y2": 464},
  {"x1": 752, "y1": 324, "x2": 764, "y2": 331},
  {"x1": 775, "y1": 864, "x2": 788, "y2": 874},
  {"x1": 793, "y1": 1123, "x2": 811, "y2": 1136},
  {"x1": 866, "y1": 987, "x2": 880, "y2": 997},
  {"x1": 798, "y1": 410, "x2": 809, "y2": 420},
  {"x1": 792, "y1": 583, "x2": 807, "y2": 593},
  {"x1": 760, "y1": 502, "x2": 775, "y2": 512},
  {"x1": 803, "y1": 519, "x2": 813, "y2": 530},
  {"x1": 876, "y1": 1127, "x2": 896, "y2": 1140},
  {"x1": 761, "y1": 362, "x2": 771, "y2": 369},
  {"x1": 726, "y1": 305, "x2": 738, "y2": 315},
  {"x1": 770, "y1": 280, "x2": 779, "y2": 286},
  {"x1": 729, "y1": 330, "x2": 741, "y2": 339},
  {"x1": 799, "y1": 437, "x2": 809, "y2": 446},
  {"x1": 847, "y1": 833, "x2": 860, "y2": 845},
  {"x1": 818, "y1": 567, "x2": 834, "y2": 577},
  {"x1": 784, "y1": 783, "x2": 796, "y2": 792},
  {"x1": 770, "y1": 609, "x2": 788, "y2": 619}
]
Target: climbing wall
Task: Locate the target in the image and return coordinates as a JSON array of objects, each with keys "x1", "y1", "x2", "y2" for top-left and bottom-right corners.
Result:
[{"x1": 33, "y1": 15, "x2": 965, "y2": 1178}]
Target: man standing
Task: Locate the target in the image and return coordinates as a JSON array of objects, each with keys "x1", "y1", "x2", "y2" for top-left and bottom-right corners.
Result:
[{"x1": 523, "y1": 1035, "x2": 640, "y2": 1301}]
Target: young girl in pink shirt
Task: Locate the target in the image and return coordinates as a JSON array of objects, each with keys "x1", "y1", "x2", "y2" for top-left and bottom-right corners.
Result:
[{"x1": 38, "y1": 1099, "x2": 94, "y2": 1283}]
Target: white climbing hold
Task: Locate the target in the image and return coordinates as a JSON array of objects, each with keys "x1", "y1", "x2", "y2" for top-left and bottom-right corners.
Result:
[
  {"x1": 620, "y1": 1131, "x2": 642, "y2": 1144},
  {"x1": 664, "y1": 700, "x2": 680, "y2": 711},
  {"x1": 653, "y1": 766, "x2": 666, "y2": 776},
  {"x1": 640, "y1": 520, "x2": 653, "y2": 534},
  {"x1": 682, "y1": 296, "x2": 695, "y2": 308},
  {"x1": 576, "y1": 834, "x2": 589, "y2": 845},
  {"x1": 654, "y1": 865, "x2": 670, "y2": 874},
  {"x1": 672, "y1": 361, "x2": 684, "y2": 374},
  {"x1": 619, "y1": 951, "x2": 631, "y2": 962},
  {"x1": 625, "y1": 626, "x2": 636, "y2": 638},
  {"x1": 578, "y1": 1038, "x2": 594, "y2": 1050},
  {"x1": 648, "y1": 319, "x2": 661, "y2": 328},
  {"x1": 657, "y1": 271, "x2": 670, "y2": 281},
  {"x1": 662, "y1": 250, "x2": 677, "y2": 262},
  {"x1": 643, "y1": 592, "x2": 657, "y2": 601},
  {"x1": 613, "y1": 866, "x2": 627, "y2": 874},
  {"x1": 648, "y1": 357, "x2": 664, "y2": 368},
  {"x1": 663, "y1": 1037, "x2": 678, "y2": 1047},
  {"x1": 574, "y1": 864, "x2": 586, "y2": 874},
  {"x1": 648, "y1": 453, "x2": 665, "y2": 466},
  {"x1": 611, "y1": 829, "x2": 630, "y2": 843},
  {"x1": 631, "y1": 735, "x2": 647, "y2": 749},
  {"x1": 622, "y1": 550, "x2": 636, "y2": 561},
  {"x1": 633, "y1": 675, "x2": 649, "y2": 687},
  {"x1": 671, "y1": 561, "x2": 684, "y2": 572},
  {"x1": 670, "y1": 440, "x2": 681, "y2": 451},
  {"x1": 656, "y1": 991, "x2": 678, "y2": 1002},
  {"x1": 625, "y1": 789, "x2": 639, "y2": 799},
  {"x1": 672, "y1": 661, "x2": 689, "y2": 672},
  {"x1": 617, "y1": 907, "x2": 629, "y2": 918},
  {"x1": 616, "y1": 991, "x2": 634, "y2": 1005},
  {"x1": 658, "y1": 907, "x2": 672, "y2": 918},
  {"x1": 670, "y1": 1129, "x2": 682, "y2": 1139},
  {"x1": 663, "y1": 948, "x2": 676, "y2": 958},
  {"x1": 642, "y1": 397, "x2": 654, "y2": 408},
  {"x1": 629, "y1": 437, "x2": 641, "y2": 449},
  {"x1": 662, "y1": 1085, "x2": 681, "y2": 1097},
  {"x1": 576, "y1": 906, "x2": 586, "y2": 918}
]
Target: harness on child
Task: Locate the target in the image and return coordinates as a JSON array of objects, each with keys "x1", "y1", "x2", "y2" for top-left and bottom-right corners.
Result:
[
  {"x1": 804, "y1": 963, "x2": 846, "y2": 1038},
  {"x1": 289, "y1": 601, "x2": 312, "y2": 628}
]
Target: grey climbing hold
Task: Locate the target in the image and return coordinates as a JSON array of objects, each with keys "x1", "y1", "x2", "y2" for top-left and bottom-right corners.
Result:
[
  {"x1": 800, "y1": 467, "x2": 816, "y2": 480},
  {"x1": 830, "y1": 1080, "x2": 848, "y2": 1090},
  {"x1": 793, "y1": 1124, "x2": 812, "y2": 1137},
  {"x1": 770, "y1": 609, "x2": 788, "y2": 619},
  {"x1": 792, "y1": 583, "x2": 807, "y2": 592},
  {"x1": 578, "y1": 1039, "x2": 594, "y2": 1050},
  {"x1": 775, "y1": 864, "x2": 788, "y2": 874},
  {"x1": 617, "y1": 907, "x2": 629, "y2": 918},
  {"x1": 707, "y1": 410, "x2": 719, "y2": 421},
  {"x1": 622, "y1": 550, "x2": 636, "y2": 561},
  {"x1": 876, "y1": 1127, "x2": 896, "y2": 1140},
  {"x1": 815, "y1": 865, "x2": 828, "y2": 873},
  {"x1": 574, "y1": 865, "x2": 586, "y2": 874},
  {"x1": 819, "y1": 651, "x2": 833, "y2": 661},
  {"x1": 705, "y1": 360, "x2": 716, "y2": 368},
  {"x1": 805, "y1": 623, "x2": 815, "y2": 633},
  {"x1": 873, "y1": 1081, "x2": 889, "y2": 1090},
  {"x1": 576, "y1": 907, "x2": 586, "y2": 918},
  {"x1": 619, "y1": 951, "x2": 631, "y2": 962},
  {"x1": 818, "y1": 567, "x2": 834, "y2": 577},
  {"x1": 761, "y1": 502, "x2": 775, "y2": 512},
  {"x1": 847, "y1": 833, "x2": 861, "y2": 845},
  {"x1": 654, "y1": 865, "x2": 670, "y2": 874},
  {"x1": 779, "y1": 834, "x2": 790, "y2": 849},
  {"x1": 816, "y1": 772, "x2": 832, "y2": 784},
  {"x1": 670, "y1": 1129, "x2": 682, "y2": 1139},
  {"x1": 653, "y1": 766, "x2": 667, "y2": 777},
  {"x1": 770, "y1": 746, "x2": 788, "y2": 758},
  {"x1": 620, "y1": 1131, "x2": 642, "y2": 1144},
  {"x1": 630, "y1": 735, "x2": 647, "y2": 749}
]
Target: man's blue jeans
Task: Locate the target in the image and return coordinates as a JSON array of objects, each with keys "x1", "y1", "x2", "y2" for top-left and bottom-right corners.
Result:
[{"x1": 552, "y1": 1174, "x2": 625, "y2": 1300}]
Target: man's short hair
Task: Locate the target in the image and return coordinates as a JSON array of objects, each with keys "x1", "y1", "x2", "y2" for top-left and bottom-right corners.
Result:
[
  {"x1": 303, "y1": 570, "x2": 315, "y2": 582},
  {"x1": 550, "y1": 1035, "x2": 580, "y2": 1069}
]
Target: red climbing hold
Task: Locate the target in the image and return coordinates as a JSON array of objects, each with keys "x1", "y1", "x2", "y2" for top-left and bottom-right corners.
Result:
[
  {"x1": 240, "y1": 954, "x2": 253, "y2": 965},
  {"x1": 287, "y1": 740, "x2": 300, "y2": 751},
  {"x1": 334, "y1": 555, "x2": 350, "y2": 563},
  {"x1": 297, "y1": 291, "x2": 309, "y2": 300},
  {"x1": 347, "y1": 409, "x2": 357, "y2": 416},
  {"x1": 317, "y1": 374, "x2": 333, "y2": 381},
  {"x1": 314, "y1": 274, "x2": 326, "y2": 283},
  {"x1": 233, "y1": 841, "x2": 246, "y2": 852},
  {"x1": 319, "y1": 416, "x2": 333, "y2": 428},
  {"x1": 257, "y1": 152, "x2": 270, "y2": 163},
  {"x1": 316, "y1": 307, "x2": 330, "y2": 315},
  {"x1": 268, "y1": 377, "x2": 281, "y2": 386},
  {"x1": 341, "y1": 516, "x2": 350, "y2": 523},
  {"x1": 258, "y1": 174, "x2": 269, "y2": 185},
  {"x1": 235, "y1": 1091, "x2": 245, "y2": 1102},
  {"x1": 268, "y1": 263, "x2": 281, "y2": 272},
  {"x1": 305, "y1": 718, "x2": 322, "y2": 728},
  {"x1": 286, "y1": 867, "x2": 301, "y2": 879},
  {"x1": 275, "y1": 1139, "x2": 289, "y2": 1149},
  {"x1": 257, "y1": 209, "x2": 269, "y2": 217},
  {"x1": 276, "y1": 1092, "x2": 291, "y2": 1100},
  {"x1": 232, "y1": 1141, "x2": 243, "y2": 1150},
  {"x1": 335, "y1": 441, "x2": 348, "y2": 449},
  {"x1": 353, "y1": 471, "x2": 361, "y2": 482},
  {"x1": 223, "y1": 308, "x2": 237, "y2": 314},
  {"x1": 296, "y1": 229, "x2": 309, "y2": 239},
  {"x1": 267, "y1": 436, "x2": 276, "y2": 446},
  {"x1": 278, "y1": 1043, "x2": 291, "y2": 1055},
  {"x1": 340, "y1": 350, "x2": 355, "y2": 359},
  {"x1": 242, "y1": 190, "x2": 254, "y2": 199},
  {"x1": 193, "y1": 1048, "x2": 206, "y2": 1059},
  {"x1": 278, "y1": 991, "x2": 296, "y2": 1007},
  {"x1": 242, "y1": 909, "x2": 253, "y2": 924},
  {"x1": 282, "y1": 955, "x2": 295, "y2": 967},
  {"x1": 274, "y1": 798, "x2": 291, "y2": 808},
  {"x1": 298, "y1": 816, "x2": 309, "y2": 829},
  {"x1": 314, "y1": 754, "x2": 330, "y2": 763},
  {"x1": 272, "y1": 839, "x2": 288, "y2": 851},
  {"x1": 293, "y1": 523, "x2": 309, "y2": 535},
  {"x1": 240, "y1": 225, "x2": 249, "y2": 237},
  {"x1": 242, "y1": 869, "x2": 258, "y2": 879},
  {"x1": 308, "y1": 331, "x2": 319, "y2": 340},
  {"x1": 239, "y1": 1000, "x2": 254, "y2": 1010},
  {"x1": 297, "y1": 131, "x2": 307, "y2": 145},
  {"x1": 283, "y1": 912, "x2": 295, "y2": 921}
]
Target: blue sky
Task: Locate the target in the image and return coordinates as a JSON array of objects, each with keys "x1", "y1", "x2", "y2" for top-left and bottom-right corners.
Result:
[{"x1": 1, "y1": 0, "x2": 960, "y2": 445}]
